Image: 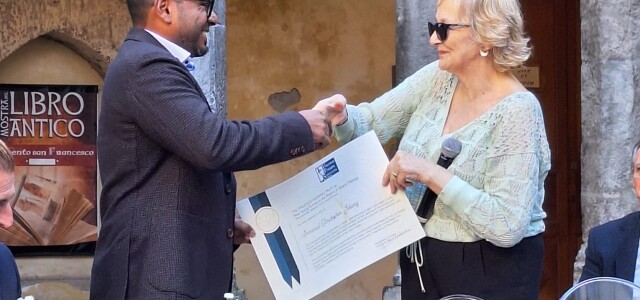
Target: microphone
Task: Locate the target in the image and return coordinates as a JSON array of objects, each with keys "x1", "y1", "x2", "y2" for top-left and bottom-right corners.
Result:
[{"x1": 415, "y1": 137, "x2": 462, "y2": 223}]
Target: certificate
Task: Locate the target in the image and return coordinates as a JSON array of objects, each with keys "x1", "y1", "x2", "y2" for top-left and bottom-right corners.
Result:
[{"x1": 237, "y1": 131, "x2": 426, "y2": 300}]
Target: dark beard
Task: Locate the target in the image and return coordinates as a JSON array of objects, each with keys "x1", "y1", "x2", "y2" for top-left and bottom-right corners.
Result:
[
  {"x1": 191, "y1": 45, "x2": 209, "y2": 58},
  {"x1": 191, "y1": 48, "x2": 209, "y2": 57},
  {"x1": 178, "y1": 32, "x2": 209, "y2": 58}
]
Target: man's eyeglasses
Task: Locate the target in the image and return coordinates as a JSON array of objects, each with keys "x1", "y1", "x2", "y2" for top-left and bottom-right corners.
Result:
[
  {"x1": 191, "y1": 0, "x2": 215, "y2": 19},
  {"x1": 205, "y1": 0, "x2": 215, "y2": 19},
  {"x1": 428, "y1": 22, "x2": 470, "y2": 41}
]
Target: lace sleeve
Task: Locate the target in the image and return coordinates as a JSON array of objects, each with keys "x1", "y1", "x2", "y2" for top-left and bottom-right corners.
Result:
[{"x1": 334, "y1": 61, "x2": 445, "y2": 144}]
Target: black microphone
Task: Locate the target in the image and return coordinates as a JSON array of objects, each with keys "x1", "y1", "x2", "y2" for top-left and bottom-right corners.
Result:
[{"x1": 415, "y1": 137, "x2": 462, "y2": 223}]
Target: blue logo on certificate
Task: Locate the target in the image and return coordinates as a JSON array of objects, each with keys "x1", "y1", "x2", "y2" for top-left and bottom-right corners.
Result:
[{"x1": 315, "y1": 158, "x2": 339, "y2": 182}]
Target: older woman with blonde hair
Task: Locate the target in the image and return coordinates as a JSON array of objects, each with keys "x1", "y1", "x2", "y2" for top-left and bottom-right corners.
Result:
[{"x1": 315, "y1": 0, "x2": 550, "y2": 298}]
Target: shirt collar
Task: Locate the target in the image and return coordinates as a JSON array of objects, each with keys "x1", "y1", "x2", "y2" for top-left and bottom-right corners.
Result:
[{"x1": 145, "y1": 29, "x2": 192, "y2": 64}]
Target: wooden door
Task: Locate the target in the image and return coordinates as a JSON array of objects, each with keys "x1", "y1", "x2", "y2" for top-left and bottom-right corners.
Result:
[{"x1": 519, "y1": 1, "x2": 581, "y2": 299}]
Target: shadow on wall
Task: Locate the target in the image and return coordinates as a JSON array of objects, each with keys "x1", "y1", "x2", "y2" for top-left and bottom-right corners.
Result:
[{"x1": 268, "y1": 88, "x2": 301, "y2": 112}]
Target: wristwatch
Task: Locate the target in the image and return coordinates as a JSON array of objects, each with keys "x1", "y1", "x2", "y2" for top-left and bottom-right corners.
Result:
[{"x1": 250, "y1": 192, "x2": 301, "y2": 287}]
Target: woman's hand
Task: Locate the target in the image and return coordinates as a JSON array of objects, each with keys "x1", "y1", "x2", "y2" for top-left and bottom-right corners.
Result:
[
  {"x1": 383, "y1": 150, "x2": 426, "y2": 193},
  {"x1": 313, "y1": 94, "x2": 348, "y2": 127},
  {"x1": 383, "y1": 150, "x2": 453, "y2": 194}
]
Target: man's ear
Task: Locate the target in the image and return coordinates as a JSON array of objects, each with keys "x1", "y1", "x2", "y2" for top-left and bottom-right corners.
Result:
[{"x1": 154, "y1": 0, "x2": 174, "y2": 24}]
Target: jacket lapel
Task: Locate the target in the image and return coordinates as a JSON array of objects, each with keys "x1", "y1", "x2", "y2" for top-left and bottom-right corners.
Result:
[{"x1": 124, "y1": 28, "x2": 213, "y2": 113}]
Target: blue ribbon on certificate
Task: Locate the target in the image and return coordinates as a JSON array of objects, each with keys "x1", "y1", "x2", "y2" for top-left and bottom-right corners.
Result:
[{"x1": 249, "y1": 192, "x2": 301, "y2": 287}]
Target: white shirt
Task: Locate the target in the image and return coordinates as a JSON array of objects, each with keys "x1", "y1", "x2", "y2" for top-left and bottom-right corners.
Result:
[
  {"x1": 144, "y1": 29, "x2": 191, "y2": 64},
  {"x1": 635, "y1": 238, "x2": 640, "y2": 286}
]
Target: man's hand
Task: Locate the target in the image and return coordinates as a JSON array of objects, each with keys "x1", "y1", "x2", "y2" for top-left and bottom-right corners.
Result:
[
  {"x1": 299, "y1": 109, "x2": 331, "y2": 150},
  {"x1": 313, "y1": 94, "x2": 348, "y2": 126},
  {"x1": 234, "y1": 214, "x2": 255, "y2": 245}
]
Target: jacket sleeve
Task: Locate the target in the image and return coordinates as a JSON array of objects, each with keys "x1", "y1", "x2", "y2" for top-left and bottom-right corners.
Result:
[
  {"x1": 334, "y1": 61, "x2": 442, "y2": 144},
  {"x1": 580, "y1": 228, "x2": 603, "y2": 281},
  {"x1": 119, "y1": 54, "x2": 315, "y2": 172}
]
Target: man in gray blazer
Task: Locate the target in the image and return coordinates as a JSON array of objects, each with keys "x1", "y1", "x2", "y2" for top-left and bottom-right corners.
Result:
[
  {"x1": 0, "y1": 140, "x2": 21, "y2": 300},
  {"x1": 90, "y1": 0, "x2": 333, "y2": 299}
]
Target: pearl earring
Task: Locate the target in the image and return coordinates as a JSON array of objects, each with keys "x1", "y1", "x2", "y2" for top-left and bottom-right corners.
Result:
[{"x1": 480, "y1": 49, "x2": 489, "y2": 57}]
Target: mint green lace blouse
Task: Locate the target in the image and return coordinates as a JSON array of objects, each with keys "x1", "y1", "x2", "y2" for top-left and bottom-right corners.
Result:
[{"x1": 335, "y1": 61, "x2": 551, "y2": 247}]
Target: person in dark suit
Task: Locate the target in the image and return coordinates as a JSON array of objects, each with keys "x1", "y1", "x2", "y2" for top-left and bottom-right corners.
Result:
[
  {"x1": 580, "y1": 140, "x2": 640, "y2": 282},
  {"x1": 90, "y1": 0, "x2": 333, "y2": 299},
  {"x1": 0, "y1": 140, "x2": 21, "y2": 300}
]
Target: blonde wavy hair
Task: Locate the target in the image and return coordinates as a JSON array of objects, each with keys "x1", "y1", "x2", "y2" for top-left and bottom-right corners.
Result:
[{"x1": 438, "y1": 0, "x2": 532, "y2": 72}]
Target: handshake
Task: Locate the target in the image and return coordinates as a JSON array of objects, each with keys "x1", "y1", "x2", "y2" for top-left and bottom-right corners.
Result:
[{"x1": 300, "y1": 94, "x2": 349, "y2": 150}]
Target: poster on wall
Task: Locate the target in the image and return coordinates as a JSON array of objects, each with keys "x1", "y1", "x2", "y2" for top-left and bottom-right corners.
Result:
[{"x1": 0, "y1": 84, "x2": 98, "y2": 249}]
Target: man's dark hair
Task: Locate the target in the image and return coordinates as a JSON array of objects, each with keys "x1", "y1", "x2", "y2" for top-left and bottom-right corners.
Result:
[
  {"x1": 127, "y1": 0, "x2": 155, "y2": 25},
  {"x1": 0, "y1": 140, "x2": 14, "y2": 173}
]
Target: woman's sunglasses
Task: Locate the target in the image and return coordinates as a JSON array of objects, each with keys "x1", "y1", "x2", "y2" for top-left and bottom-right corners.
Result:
[{"x1": 428, "y1": 22, "x2": 470, "y2": 41}]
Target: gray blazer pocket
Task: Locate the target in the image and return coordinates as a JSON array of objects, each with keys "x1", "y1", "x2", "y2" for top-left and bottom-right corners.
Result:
[{"x1": 146, "y1": 211, "x2": 209, "y2": 298}]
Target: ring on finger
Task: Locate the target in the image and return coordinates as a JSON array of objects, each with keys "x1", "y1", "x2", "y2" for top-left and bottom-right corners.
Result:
[{"x1": 392, "y1": 171, "x2": 399, "y2": 177}]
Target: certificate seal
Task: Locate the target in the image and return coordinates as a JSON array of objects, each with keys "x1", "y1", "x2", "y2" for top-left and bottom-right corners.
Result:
[{"x1": 255, "y1": 207, "x2": 280, "y2": 234}]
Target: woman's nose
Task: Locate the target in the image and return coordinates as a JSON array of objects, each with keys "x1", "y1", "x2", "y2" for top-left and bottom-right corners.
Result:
[{"x1": 429, "y1": 31, "x2": 440, "y2": 46}]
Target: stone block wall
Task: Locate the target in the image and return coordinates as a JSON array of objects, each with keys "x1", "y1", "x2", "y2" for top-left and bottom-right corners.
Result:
[{"x1": 0, "y1": 0, "x2": 130, "y2": 76}]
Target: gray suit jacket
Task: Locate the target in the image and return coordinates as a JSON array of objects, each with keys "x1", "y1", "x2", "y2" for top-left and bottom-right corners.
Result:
[
  {"x1": 91, "y1": 28, "x2": 315, "y2": 299},
  {"x1": 580, "y1": 211, "x2": 640, "y2": 282}
]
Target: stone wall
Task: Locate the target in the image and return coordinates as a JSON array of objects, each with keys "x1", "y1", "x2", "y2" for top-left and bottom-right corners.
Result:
[
  {"x1": 395, "y1": 0, "x2": 436, "y2": 83},
  {"x1": 575, "y1": 0, "x2": 640, "y2": 281},
  {"x1": 0, "y1": 0, "x2": 130, "y2": 76}
]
